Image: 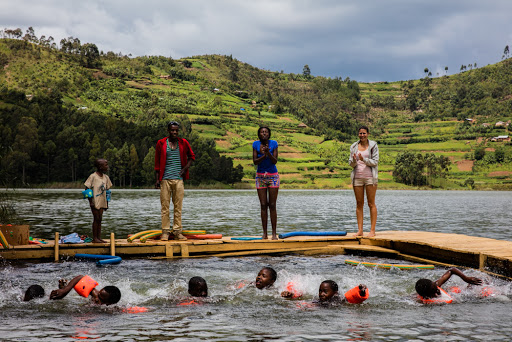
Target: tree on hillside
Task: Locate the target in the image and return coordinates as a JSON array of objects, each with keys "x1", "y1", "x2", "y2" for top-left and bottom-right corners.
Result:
[
  {"x1": 80, "y1": 43, "x2": 101, "y2": 68},
  {"x1": 503, "y1": 45, "x2": 509, "y2": 60},
  {"x1": 424, "y1": 68, "x2": 429, "y2": 76},
  {"x1": 444, "y1": 66, "x2": 448, "y2": 75},
  {"x1": 128, "y1": 144, "x2": 139, "y2": 187},
  {"x1": 303, "y1": 64, "x2": 311, "y2": 79},
  {"x1": 393, "y1": 151, "x2": 450, "y2": 187},
  {"x1": 12, "y1": 117, "x2": 38, "y2": 185}
]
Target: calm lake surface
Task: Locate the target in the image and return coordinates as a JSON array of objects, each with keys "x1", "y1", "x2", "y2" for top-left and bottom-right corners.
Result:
[{"x1": 1, "y1": 189, "x2": 512, "y2": 341}]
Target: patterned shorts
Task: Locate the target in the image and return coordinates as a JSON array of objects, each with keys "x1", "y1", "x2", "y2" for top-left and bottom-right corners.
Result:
[{"x1": 256, "y1": 172, "x2": 280, "y2": 189}]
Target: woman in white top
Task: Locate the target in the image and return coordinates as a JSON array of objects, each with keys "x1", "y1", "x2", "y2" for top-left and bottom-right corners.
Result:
[{"x1": 349, "y1": 126, "x2": 379, "y2": 237}]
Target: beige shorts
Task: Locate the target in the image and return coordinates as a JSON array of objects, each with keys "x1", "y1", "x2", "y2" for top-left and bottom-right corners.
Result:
[{"x1": 353, "y1": 178, "x2": 376, "y2": 187}]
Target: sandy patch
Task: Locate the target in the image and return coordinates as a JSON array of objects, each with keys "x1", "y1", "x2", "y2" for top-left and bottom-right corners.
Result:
[
  {"x1": 279, "y1": 173, "x2": 302, "y2": 178},
  {"x1": 215, "y1": 139, "x2": 231, "y2": 149},
  {"x1": 280, "y1": 152, "x2": 304, "y2": 158},
  {"x1": 280, "y1": 144, "x2": 301, "y2": 153},
  {"x1": 225, "y1": 131, "x2": 242, "y2": 138},
  {"x1": 456, "y1": 160, "x2": 473, "y2": 172},
  {"x1": 485, "y1": 147, "x2": 495, "y2": 152},
  {"x1": 487, "y1": 171, "x2": 512, "y2": 177}
]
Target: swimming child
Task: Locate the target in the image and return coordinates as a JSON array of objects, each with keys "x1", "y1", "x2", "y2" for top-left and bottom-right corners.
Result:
[
  {"x1": 23, "y1": 284, "x2": 45, "y2": 301},
  {"x1": 188, "y1": 276, "x2": 208, "y2": 297},
  {"x1": 415, "y1": 267, "x2": 482, "y2": 304},
  {"x1": 255, "y1": 267, "x2": 277, "y2": 289},
  {"x1": 318, "y1": 280, "x2": 369, "y2": 304},
  {"x1": 84, "y1": 158, "x2": 112, "y2": 243},
  {"x1": 49, "y1": 275, "x2": 121, "y2": 305}
]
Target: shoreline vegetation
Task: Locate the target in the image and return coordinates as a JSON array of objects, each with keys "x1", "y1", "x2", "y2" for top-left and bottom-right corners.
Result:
[{"x1": 0, "y1": 29, "x2": 511, "y2": 191}]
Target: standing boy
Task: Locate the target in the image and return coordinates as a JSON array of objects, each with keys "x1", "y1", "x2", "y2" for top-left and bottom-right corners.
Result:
[
  {"x1": 155, "y1": 121, "x2": 195, "y2": 241},
  {"x1": 85, "y1": 158, "x2": 112, "y2": 243}
]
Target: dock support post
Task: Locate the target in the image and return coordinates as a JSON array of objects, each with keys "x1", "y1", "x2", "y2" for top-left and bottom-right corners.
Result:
[
  {"x1": 181, "y1": 244, "x2": 189, "y2": 257},
  {"x1": 110, "y1": 233, "x2": 115, "y2": 256},
  {"x1": 479, "y1": 253, "x2": 487, "y2": 271},
  {"x1": 54, "y1": 232, "x2": 59, "y2": 262},
  {"x1": 165, "y1": 244, "x2": 173, "y2": 258}
]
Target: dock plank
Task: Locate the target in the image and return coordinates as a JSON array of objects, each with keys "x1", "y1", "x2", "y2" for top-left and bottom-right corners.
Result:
[{"x1": 2, "y1": 230, "x2": 512, "y2": 279}]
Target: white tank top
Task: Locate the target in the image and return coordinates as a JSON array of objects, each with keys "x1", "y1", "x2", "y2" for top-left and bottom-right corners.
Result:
[{"x1": 355, "y1": 148, "x2": 373, "y2": 179}]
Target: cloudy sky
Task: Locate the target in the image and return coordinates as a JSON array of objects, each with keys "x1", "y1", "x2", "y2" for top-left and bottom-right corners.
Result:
[{"x1": 3, "y1": 1, "x2": 512, "y2": 82}]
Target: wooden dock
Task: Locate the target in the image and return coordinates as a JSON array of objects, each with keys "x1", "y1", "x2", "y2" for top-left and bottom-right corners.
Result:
[{"x1": 1, "y1": 231, "x2": 511, "y2": 280}]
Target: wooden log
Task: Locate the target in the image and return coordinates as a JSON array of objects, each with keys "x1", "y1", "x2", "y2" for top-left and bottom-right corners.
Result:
[
  {"x1": 54, "y1": 232, "x2": 59, "y2": 262},
  {"x1": 110, "y1": 233, "x2": 115, "y2": 256}
]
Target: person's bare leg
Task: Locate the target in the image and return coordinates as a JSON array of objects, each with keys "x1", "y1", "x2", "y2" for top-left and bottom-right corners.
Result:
[
  {"x1": 257, "y1": 188, "x2": 269, "y2": 239},
  {"x1": 353, "y1": 186, "x2": 365, "y2": 236},
  {"x1": 92, "y1": 208, "x2": 106, "y2": 243},
  {"x1": 268, "y1": 187, "x2": 279, "y2": 240},
  {"x1": 366, "y1": 184, "x2": 378, "y2": 237}
]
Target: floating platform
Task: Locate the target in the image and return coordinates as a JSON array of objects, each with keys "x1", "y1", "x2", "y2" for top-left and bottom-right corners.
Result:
[{"x1": 1, "y1": 231, "x2": 511, "y2": 280}]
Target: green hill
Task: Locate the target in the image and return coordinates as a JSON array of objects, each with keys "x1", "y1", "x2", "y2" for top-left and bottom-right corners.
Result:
[{"x1": 0, "y1": 31, "x2": 511, "y2": 190}]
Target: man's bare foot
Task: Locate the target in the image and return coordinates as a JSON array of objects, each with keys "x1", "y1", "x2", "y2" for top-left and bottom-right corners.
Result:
[
  {"x1": 367, "y1": 232, "x2": 376, "y2": 238},
  {"x1": 262, "y1": 235, "x2": 268, "y2": 239},
  {"x1": 58, "y1": 279, "x2": 68, "y2": 289},
  {"x1": 92, "y1": 238, "x2": 107, "y2": 243},
  {"x1": 354, "y1": 232, "x2": 364, "y2": 237},
  {"x1": 271, "y1": 235, "x2": 278, "y2": 240}
]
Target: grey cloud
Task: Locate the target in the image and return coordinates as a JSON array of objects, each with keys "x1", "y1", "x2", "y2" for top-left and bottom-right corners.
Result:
[{"x1": 2, "y1": 0, "x2": 512, "y2": 82}]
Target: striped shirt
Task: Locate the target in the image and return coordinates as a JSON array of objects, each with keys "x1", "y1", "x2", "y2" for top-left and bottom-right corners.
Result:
[{"x1": 162, "y1": 140, "x2": 182, "y2": 180}]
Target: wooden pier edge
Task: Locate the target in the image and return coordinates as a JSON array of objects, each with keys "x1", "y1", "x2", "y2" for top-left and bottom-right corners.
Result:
[{"x1": 1, "y1": 230, "x2": 511, "y2": 280}]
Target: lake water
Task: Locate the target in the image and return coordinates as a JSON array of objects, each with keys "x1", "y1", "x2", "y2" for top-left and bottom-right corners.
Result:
[{"x1": 1, "y1": 189, "x2": 512, "y2": 341}]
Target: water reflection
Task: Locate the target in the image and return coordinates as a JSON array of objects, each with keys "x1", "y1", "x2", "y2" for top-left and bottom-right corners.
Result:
[{"x1": 6, "y1": 189, "x2": 512, "y2": 241}]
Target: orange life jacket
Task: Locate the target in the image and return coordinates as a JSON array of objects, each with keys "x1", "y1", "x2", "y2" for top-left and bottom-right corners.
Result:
[
  {"x1": 418, "y1": 287, "x2": 453, "y2": 304},
  {"x1": 74, "y1": 275, "x2": 98, "y2": 298},
  {"x1": 344, "y1": 286, "x2": 369, "y2": 304}
]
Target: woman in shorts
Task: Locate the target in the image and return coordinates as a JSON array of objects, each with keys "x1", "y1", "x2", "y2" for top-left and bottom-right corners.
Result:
[
  {"x1": 349, "y1": 126, "x2": 379, "y2": 237},
  {"x1": 253, "y1": 126, "x2": 279, "y2": 240}
]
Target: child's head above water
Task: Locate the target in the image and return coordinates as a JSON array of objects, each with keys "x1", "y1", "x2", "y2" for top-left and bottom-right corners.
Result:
[
  {"x1": 95, "y1": 286, "x2": 121, "y2": 305},
  {"x1": 188, "y1": 276, "x2": 208, "y2": 297},
  {"x1": 23, "y1": 284, "x2": 45, "y2": 301},
  {"x1": 255, "y1": 267, "x2": 277, "y2": 289},
  {"x1": 319, "y1": 280, "x2": 339, "y2": 302},
  {"x1": 415, "y1": 279, "x2": 440, "y2": 298}
]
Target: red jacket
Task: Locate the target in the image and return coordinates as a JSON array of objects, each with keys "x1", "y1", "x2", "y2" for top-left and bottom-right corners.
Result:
[{"x1": 155, "y1": 137, "x2": 195, "y2": 181}]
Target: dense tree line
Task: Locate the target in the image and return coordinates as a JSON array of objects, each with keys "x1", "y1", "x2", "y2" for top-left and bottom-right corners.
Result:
[
  {"x1": 392, "y1": 151, "x2": 451, "y2": 187},
  {"x1": 0, "y1": 87, "x2": 243, "y2": 187}
]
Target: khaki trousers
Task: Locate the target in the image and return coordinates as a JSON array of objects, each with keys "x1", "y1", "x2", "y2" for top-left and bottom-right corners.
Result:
[{"x1": 160, "y1": 179, "x2": 184, "y2": 232}]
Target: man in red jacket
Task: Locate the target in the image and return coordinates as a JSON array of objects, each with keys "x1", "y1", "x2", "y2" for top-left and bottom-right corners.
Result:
[{"x1": 154, "y1": 121, "x2": 195, "y2": 241}]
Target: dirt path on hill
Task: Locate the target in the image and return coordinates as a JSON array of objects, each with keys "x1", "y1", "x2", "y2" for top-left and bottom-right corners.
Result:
[
  {"x1": 456, "y1": 160, "x2": 473, "y2": 171},
  {"x1": 488, "y1": 171, "x2": 512, "y2": 177}
]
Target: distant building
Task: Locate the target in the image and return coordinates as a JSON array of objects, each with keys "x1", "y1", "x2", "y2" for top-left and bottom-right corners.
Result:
[
  {"x1": 490, "y1": 135, "x2": 510, "y2": 142},
  {"x1": 481, "y1": 123, "x2": 491, "y2": 127},
  {"x1": 298, "y1": 123, "x2": 308, "y2": 128},
  {"x1": 465, "y1": 118, "x2": 475, "y2": 123},
  {"x1": 495, "y1": 121, "x2": 507, "y2": 127}
]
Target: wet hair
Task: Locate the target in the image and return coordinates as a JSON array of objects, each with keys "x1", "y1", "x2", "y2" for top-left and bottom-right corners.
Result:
[
  {"x1": 167, "y1": 120, "x2": 180, "y2": 129},
  {"x1": 188, "y1": 276, "x2": 208, "y2": 297},
  {"x1": 321, "y1": 280, "x2": 338, "y2": 293},
  {"x1": 94, "y1": 158, "x2": 107, "y2": 169},
  {"x1": 262, "y1": 266, "x2": 277, "y2": 282},
  {"x1": 23, "y1": 284, "x2": 45, "y2": 301},
  {"x1": 358, "y1": 125, "x2": 369, "y2": 134},
  {"x1": 257, "y1": 126, "x2": 271, "y2": 139},
  {"x1": 415, "y1": 279, "x2": 436, "y2": 298},
  {"x1": 102, "y1": 286, "x2": 121, "y2": 305}
]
